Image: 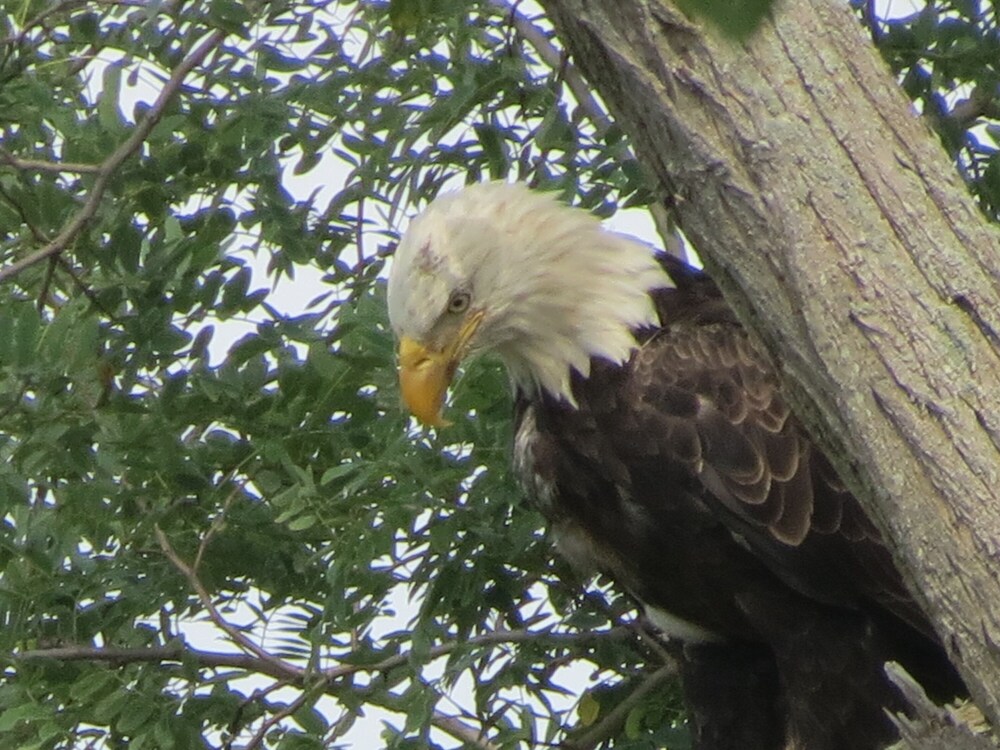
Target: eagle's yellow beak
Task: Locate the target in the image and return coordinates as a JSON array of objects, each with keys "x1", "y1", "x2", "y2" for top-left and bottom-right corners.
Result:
[
  {"x1": 397, "y1": 311, "x2": 484, "y2": 427},
  {"x1": 398, "y1": 337, "x2": 455, "y2": 427}
]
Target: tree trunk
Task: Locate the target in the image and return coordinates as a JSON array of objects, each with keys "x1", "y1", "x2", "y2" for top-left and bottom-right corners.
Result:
[{"x1": 540, "y1": 0, "x2": 1000, "y2": 727}]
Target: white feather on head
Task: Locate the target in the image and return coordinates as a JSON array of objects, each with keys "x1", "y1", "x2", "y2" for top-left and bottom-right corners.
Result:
[{"x1": 387, "y1": 182, "x2": 671, "y2": 404}]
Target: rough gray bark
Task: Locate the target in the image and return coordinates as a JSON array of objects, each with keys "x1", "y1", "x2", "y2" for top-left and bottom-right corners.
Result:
[{"x1": 540, "y1": 0, "x2": 1000, "y2": 729}]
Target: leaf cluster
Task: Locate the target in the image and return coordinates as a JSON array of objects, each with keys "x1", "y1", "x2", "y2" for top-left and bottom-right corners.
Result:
[
  {"x1": 0, "y1": 1, "x2": 674, "y2": 748},
  {"x1": 864, "y1": 0, "x2": 1000, "y2": 218}
]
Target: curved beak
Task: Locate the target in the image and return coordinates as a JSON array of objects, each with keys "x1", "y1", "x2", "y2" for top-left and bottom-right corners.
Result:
[
  {"x1": 397, "y1": 312, "x2": 484, "y2": 427},
  {"x1": 398, "y1": 336, "x2": 456, "y2": 427}
]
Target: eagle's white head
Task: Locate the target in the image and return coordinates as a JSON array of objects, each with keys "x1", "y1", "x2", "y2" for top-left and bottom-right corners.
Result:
[{"x1": 386, "y1": 182, "x2": 670, "y2": 425}]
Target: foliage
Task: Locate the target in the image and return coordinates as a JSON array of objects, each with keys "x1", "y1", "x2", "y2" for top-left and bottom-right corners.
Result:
[
  {"x1": 0, "y1": 1, "x2": 666, "y2": 748},
  {"x1": 864, "y1": 0, "x2": 1000, "y2": 218},
  {"x1": 0, "y1": 0, "x2": 995, "y2": 749}
]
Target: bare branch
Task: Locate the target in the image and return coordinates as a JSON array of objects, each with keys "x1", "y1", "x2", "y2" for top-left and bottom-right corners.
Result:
[
  {"x1": 431, "y1": 712, "x2": 503, "y2": 750},
  {"x1": 154, "y1": 524, "x2": 304, "y2": 679},
  {"x1": 0, "y1": 26, "x2": 229, "y2": 284},
  {"x1": 948, "y1": 85, "x2": 1000, "y2": 131},
  {"x1": 0, "y1": 149, "x2": 101, "y2": 175}
]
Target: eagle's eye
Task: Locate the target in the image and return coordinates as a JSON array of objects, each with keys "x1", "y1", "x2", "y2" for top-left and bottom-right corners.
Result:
[{"x1": 447, "y1": 290, "x2": 471, "y2": 314}]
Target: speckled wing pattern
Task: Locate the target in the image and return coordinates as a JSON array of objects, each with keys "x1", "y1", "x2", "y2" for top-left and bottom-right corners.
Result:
[{"x1": 629, "y1": 289, "x2": 928, "y2": 634}]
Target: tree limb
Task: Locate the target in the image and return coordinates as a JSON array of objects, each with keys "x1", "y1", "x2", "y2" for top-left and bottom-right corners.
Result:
[
  {"x1": 244, "y1": 680, "x2": 323, "y2": 750},
  {"x1": 0, "y1": 149, "x2": 101, "y2": 175},
  {"x1": 154, "y1": 524, "x2": 304, "y2": 679},
  {"x1": 0, "y1": 26, "x2": 228, "y2": 284},
  {"x1": 540, "y1": 0, "x2": 1000, "y2": 723},
  {"x1": 323, "y1": 624, "x2": 635, "y2": 681},
  {"x1": 429, "y1": 712, "x2": 503, "y2": 750},
  {"x1": 13, "y1": 641, "x2": 513, "y2": 750},
  {"x1": 14, "y1": 643, "x2": 297, "y2": 682}
]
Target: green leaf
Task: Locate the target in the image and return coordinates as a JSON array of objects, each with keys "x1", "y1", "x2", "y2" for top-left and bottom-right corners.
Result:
[
  {"x1": 577, "y1": 692, "x2": 600, "y2": 727},
  {"x1": 388, "y1": 0, "x2": 423, "y2": 35},
  {"x1": 320, "y1": 462, "x2": 360, "y2": 486},
  {"x1": 98, "y1": 62, "x2": 124, "y2": 133},
  {"x1": 13, "y1": 304, "x2": 41, "y2": 368},
  {"x1": 287, "y1": 514, "x2": 317, "y2": 532},
  {"x1": 209, "y1": 0, "x2": 252, "y2": 35},
  {"x1": 0, "y1": 701, "x2": 50, "y2": 732},
  {"x1": 673, "y1": 0, "x2": 775, "y2": 39},
  {"x1": 292, "y1": 705, "x2": 328, "y2": 734}
]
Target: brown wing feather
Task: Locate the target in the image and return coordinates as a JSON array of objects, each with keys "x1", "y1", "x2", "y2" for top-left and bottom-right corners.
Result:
[
  {"x1": 513, "y1": 258, "x2": 963, "y2": 743},
  {"x1": 637, "y1": 279, "x2": 931, "y2": 636}
]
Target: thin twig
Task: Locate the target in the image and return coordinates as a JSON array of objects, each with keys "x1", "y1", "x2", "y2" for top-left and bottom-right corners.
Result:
[
  {"x1": 193, "y1": 481, "x2": 244, "y2": 572},
  {"x1": 233, "y1": 679, "x2": 299, "y2": 744},
  {"x1": 323, "y1": 625, "x2": 633, "y2": 682},
  {"x1": 38, "y1": 257, "x2": 57, "y2": 312},
  {"x1": 631, "y1": 615, "x2": 675, "y2": 666},
  {"x1": 354, "y1": 193, "x2": 366, "y2": 269},
  {"x1": 0, "y1": 181, "x2": 51, "y2": 244},
  {"x1": 563, "y1": 664, "x2": 677, "y2": 750},
  {"x1": 3, "y1": 0, "x2": 88, "y2": 47},
  {"x1": 244, "y1": 681, "x2": 322, "y2": 750},
  {"x1": 493, "y1": 0, "x2": 612, "y2": 137},
  {"x1": 55, "y1": 256, "x2": 118, "y2": 318},
  {"x1": 366, "y1": 685, "x2": 505, "y2": 750},
  {"x1": 15, "y1": 643, "x2": 297, "y2": 682},
  {"x1": 0, "y1": 149, "x2": 101, "y2": 174},
  {"x1": 1, "y1": 0, "x2": 172, "y2": 47},
  {"x1": 0, "y1": 26, "x2": 228, "y2": 283},
  {"x1": 154, "y1": 524, "x2": 304, "y2": 678}
]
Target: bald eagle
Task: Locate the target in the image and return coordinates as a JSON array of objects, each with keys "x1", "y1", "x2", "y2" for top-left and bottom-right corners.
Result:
[{"x1": 386, "y1": 182, "x2": 964, "y2": 749}]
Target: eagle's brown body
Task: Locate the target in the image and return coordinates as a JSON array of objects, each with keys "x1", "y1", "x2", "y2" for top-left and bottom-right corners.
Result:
[
  {"x1": 511, "y1": 256, "x2": 963, "y2": 749},
  {"x1": 387, "y1": 183, "x2": 965, "y2": 749}
]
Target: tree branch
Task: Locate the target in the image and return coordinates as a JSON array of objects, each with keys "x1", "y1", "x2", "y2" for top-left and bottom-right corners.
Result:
[
  {"x1": 0, "y1": 149, "x2": 101, "y2": 175},
  {"x1": 563, "y1": 665, "x2": 677, "y2": 750},
  {"x1": 14, "y1": 643, "x2": 298, "y2": 682},
  {"x1": 0, "y1": 26, "x2": 228, "y2": 284},
  {"x1": 244, "y1": 681, "x2": 323, "y2": 750},
  {"x1": 492, "y1": 0, "x2": 613, "y2": 138},
  {"x1": 323, "y1": 624, "x2": 635, "y2": 681},
  {"x1": 154, "y1": 524, "x2": 304, "y2": 679},
  {"x1": 366, "y1": 685, "x2": 506, "y2": 750},
  {"x1": 430, "y1": 712, "x2": 503, "y2": 750},
  {"x1": 13, "y1": 641, "x2": 511, "y2": 750}
]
